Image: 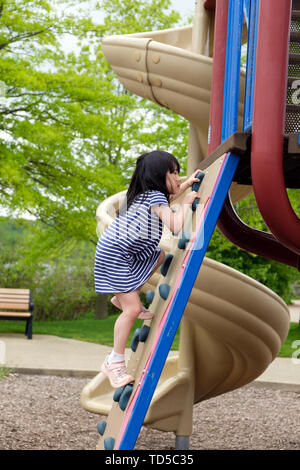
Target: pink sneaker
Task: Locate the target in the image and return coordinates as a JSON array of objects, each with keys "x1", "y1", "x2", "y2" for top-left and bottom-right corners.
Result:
[
  {"x1": 138, "y1": 310, "x2": 154, "y2": 320},
  {"x1": 101, "y1": 356, "x2": 134, "y2": 388}
]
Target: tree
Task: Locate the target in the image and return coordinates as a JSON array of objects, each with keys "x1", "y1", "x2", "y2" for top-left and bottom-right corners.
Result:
[{"x1": 0, "y1": 0, "x2": 187, "y2": 248}]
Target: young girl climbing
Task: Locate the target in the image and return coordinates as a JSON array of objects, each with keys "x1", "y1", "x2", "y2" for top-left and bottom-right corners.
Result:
[{"x1": 94, "y1": 150, "x2": 200, "y2": 388}]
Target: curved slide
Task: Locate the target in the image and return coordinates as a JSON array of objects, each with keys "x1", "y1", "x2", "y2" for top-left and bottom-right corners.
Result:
[{"x1": 81, "y1": 18, "x2": 290, "y2": 445}]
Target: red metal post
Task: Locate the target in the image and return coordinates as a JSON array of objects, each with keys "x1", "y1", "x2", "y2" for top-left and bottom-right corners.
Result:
[
  {"x1": 208, "y1": 0, "x2": 228, "y2": 154},
  {"x1": 251, "y1": 0, "x2": 300, "y2": 255},
  {"x1": 209, "y1": 0, "x2": 300, "y2": 268}
]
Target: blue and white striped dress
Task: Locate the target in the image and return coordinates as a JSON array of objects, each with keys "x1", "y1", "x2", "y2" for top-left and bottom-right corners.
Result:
[{"x1": 94, "y1": 190, "x2": 169, "y2": 293}]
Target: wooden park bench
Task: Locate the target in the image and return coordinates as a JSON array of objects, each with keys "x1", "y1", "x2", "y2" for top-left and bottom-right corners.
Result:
[{"x1": 0, "y1": 288, "x2": 34, "y2": 339}]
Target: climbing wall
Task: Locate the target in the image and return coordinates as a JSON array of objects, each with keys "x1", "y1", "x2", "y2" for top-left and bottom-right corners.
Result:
[{"x1": 96, "y1": 151, "x2": 239, "y2": 450}]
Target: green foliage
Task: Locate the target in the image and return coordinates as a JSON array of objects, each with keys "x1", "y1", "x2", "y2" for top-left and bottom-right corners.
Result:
[
  {"x1": 207, "y1": 229, "x2": 297, "y2": 303},
  {"x1": 0, "y1": 0, "x2": 187, "y2": 246},
  {"x1": 0, "y1": 365, "x2": 12, "y2": 379},
  {"x1": 101, "y1": 0, "x2": 181, "y2": 34},
  {"x1": 0, "y1": 0, "x2": 189, "y2": 321},
  {"x1": 33, "y1": 258, "x2": 96, "y2": 321},
  {"x1": 0, "y1": 217, "x2": 97, "y2": 320},
  {"x1": 206, "y1": 193, "x2": 300, "y2": 303}
]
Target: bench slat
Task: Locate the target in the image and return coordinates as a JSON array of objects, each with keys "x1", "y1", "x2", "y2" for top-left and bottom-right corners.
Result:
[
  {"x1": 0, "y1": 311, "x2": 31, "y2": 317},
  {"x1": 0, "y1": 288, "x2": 30, "y2": 295},
  {"x1": 0, "y1": 296, "x2": 29, "y2": 302},
  {"x1": 0, "y1": 293, "x2": 29, "y2": 298},
  {"x1": 0, "y1": 302, "x2": 30, "y2": 310},
  {"x1": 0, "y1": 295, "x2": 29, "y2": 301}
]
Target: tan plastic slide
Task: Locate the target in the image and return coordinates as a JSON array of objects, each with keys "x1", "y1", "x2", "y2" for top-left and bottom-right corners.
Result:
[{"x1": 81, "y1": 1, "x2": 290, "y2": 443}]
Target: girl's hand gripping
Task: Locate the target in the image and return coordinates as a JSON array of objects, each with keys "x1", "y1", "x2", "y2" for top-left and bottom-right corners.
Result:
[
  {"x1": 183, "y1": 170, "x2": 206, "y2": 210},
  {"x1": 185, "y1": 169, "x2": 203, "y2": 188},
  {"x1": 182, "y1": 191, "x2": 199, "y2": 206}
]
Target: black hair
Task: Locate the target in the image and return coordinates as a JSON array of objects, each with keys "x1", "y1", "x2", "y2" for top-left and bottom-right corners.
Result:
[{"x1": 118, "y1": 150, "x2": 180, "y2": 215}]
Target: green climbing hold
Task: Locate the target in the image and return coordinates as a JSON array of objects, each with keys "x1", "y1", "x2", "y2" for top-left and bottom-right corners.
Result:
[
  {"x1": 104, "y1": 437, "x2": 115, "y2": 450},
  {"x1": 119, "y1": 383, "x2": 134, "y2": 411},
  {"x1": 146, "y1": 290, "x2": 155, "y2": 304},
  {"x1": 160, "y1": 253, "x2": 174, "y2": 276},
  {"x1": 159, "y1": 283, "x2": 170, "y2": 300},
  {"x1": 97, "y1": 420, "x2": 106, "y2": 436}
]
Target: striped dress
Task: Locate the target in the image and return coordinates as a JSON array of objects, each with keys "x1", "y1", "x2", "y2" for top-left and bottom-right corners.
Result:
[{"x1": 94, "y1": 190, "x2": 169, "y2": 293}]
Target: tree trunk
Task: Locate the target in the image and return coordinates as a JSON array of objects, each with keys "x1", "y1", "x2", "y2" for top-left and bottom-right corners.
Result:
[{"x1": 95, "y1": 294, "x2": 108, "y2": 319}]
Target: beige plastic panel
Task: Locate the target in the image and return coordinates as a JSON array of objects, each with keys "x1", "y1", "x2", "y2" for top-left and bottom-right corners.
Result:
[{"x1": 81, "y1": 159, "x2": 290, "y2": 443}]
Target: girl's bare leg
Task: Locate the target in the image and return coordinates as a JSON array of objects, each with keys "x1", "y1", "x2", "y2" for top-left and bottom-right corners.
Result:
[
  {"x1": 110, "y1": 296, "x2": 122, "y2": 309},
  {"x1": 102, "y1": 253, "x2": 166, "y2": 387},
  {"x1": 111, "y1": 295, "x2": 147, "y2": 312},
  {"x1": 101, "y1": 291, "x2": 141, "y2": 388},
  {"x1": 113, "y1": 291, "x2": 142, "y2": 355}
]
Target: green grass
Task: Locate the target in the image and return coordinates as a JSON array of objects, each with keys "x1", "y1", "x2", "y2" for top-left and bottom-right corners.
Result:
[
  {"x1": 0, "y1": 314, "x2": 298, "y2": 357},
  {"x1": 0, "y1": 312, "x2": 181, "y2": 350},
  {"x1": 278, "y1": 322, "x2": 300, "y2": 358},
  {"x1": 0, "y1": 365, "x2": 12, "y2": 379}
]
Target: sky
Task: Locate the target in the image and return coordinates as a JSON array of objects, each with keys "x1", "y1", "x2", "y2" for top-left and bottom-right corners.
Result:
[
  {"x1": 63, "y1": 0, "x2": 196, "y2": 22},
  {"x1": 171, "y1": 0, "x2": 195, "y2": 19},
  {"x1": 60, "y1": 0, "x2": 196, "y2": 54}
]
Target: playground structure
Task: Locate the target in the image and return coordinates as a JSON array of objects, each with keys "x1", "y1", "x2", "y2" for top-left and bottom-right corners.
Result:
[{"x1": 81, "y1": 0, "x2": 299, "y2": 450}]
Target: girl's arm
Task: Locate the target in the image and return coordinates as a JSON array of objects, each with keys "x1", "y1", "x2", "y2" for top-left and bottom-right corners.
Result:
[
  {"x1": 169, "y1": 169, "x2": 202, "y2": 203},
  {"x1": 152, "y1": 191, "x2": 199, "y2": 235}
]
